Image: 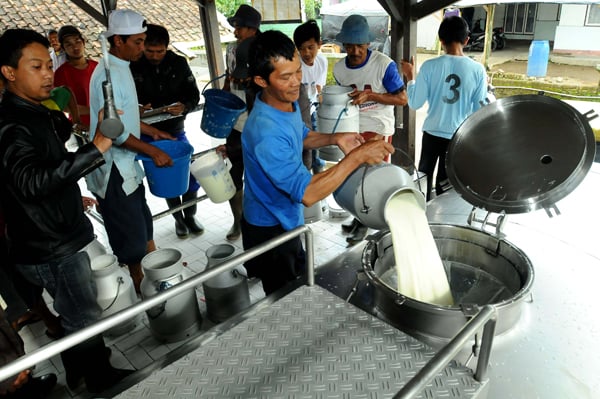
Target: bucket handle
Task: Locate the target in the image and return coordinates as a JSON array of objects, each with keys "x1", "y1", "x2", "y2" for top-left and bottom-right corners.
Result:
[
  {"x1": 102, "y1": 276, "x2": 124, "y2": 312},
  {"x1": 201, "y1": 73, "x2": 227, "y2": 95},
  {"x1": 357, "y1": 148, "x2": 423, "y2": 215},
  {"x1": 330, "y1": 103, "x2": 352, "y2": 134},
  {"x1": 393, "y1": 147, "x2": 424, "y2": 194}
]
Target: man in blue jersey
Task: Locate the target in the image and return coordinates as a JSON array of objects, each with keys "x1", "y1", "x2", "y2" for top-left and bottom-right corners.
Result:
[
  {"x1": 401, "y1": 16, "x2": 487, "y2": 201},
  {"x1": 241, "y1": 30, "x2": 394, "y2": 295}
]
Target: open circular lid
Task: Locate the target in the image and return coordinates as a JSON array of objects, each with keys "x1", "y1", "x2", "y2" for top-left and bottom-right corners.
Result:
[{"x1": 446, "y1": 95, "x2": 596, "y2": 214}]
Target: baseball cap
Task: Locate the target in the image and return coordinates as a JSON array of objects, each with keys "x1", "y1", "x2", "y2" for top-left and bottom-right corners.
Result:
[
  {"x1": 336, "y1": 14, "x2": 375, "y2": 45},
  {"x1": 106, "y1": 9, "x2": 147, "y2": 37},
  {"x1": 232, "y1": 36, "x2": 256, "y2": 79},
  {"x1": 227, "y1": 5, "x2": 261, "y2": 29},
  {"x1": 58, "y1": 25, "x2": 83, "y2": 45}
]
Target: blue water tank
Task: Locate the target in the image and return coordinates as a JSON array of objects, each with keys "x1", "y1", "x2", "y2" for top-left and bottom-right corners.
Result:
[{"x1": 527, "y1": 40, "x2": 550, "y2": 77}]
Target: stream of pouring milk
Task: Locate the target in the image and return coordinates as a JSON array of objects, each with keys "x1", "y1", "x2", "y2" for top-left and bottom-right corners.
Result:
[{"x1": 383, "y1": 192, "x2": 454, "y2": 306}]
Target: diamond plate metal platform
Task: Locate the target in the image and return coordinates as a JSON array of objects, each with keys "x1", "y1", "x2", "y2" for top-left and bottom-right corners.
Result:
[{"x1": 115, "y1": 285, "x2": 484, "y2": 399}]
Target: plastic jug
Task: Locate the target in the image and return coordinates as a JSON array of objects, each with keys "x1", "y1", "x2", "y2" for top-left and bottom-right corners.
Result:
[{"x1": 190, "y1": 151, "x2": 236, "y2": 203}]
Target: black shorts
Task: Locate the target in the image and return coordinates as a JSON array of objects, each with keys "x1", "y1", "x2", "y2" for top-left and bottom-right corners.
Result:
[
  {"x1": 95, "y1": 166, "x2": 153, "y2": 265},
  {"x1": 241, "y1": 217, "x2": 305, "y2": 295}
]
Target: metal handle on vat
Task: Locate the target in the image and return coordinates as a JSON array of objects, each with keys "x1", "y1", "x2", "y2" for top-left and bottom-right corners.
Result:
[{"x1": 467, "y1": 207, "x2": 507, "y2": 237}]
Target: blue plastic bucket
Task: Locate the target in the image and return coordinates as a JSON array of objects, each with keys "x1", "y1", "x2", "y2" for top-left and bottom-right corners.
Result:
[
  {"x1": 138, "y1": 140, "x2": 193, "y2": 198},
  {"x1": 201, "y1": 89, "x2": 246, "y2": 138},
  {"x1": 527, "y1": 40, "x2": 550, "y2": 77}
]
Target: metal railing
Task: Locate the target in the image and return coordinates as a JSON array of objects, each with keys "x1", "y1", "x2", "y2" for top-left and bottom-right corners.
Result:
[
  {"x1": 0, "y1": 225, "x2": 315, "y2": 382},
  {"x1": 394, "y1": 304, "x2": 497, "y2": 399},
  {"x1": 0, "y1": 220, "x2": 497, "y2": 399}
]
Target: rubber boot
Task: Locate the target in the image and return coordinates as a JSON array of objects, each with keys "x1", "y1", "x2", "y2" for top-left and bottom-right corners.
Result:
[
  {"x1": 226, "y1": 190, "x2": 243, "y2": 241},
  {"x1": 346, "y1": 219, "x2": 368, "y2": 246},
  {"x1": 341, "y1": 218, "x2": 360, "y2": 234},
  {"x1": 182, "y1": 191, "x2": 204, "y2": 235},
  {"x1": 61, "y1": 345, "x2": 84, "y2": 390},
  {"x1": 166, "y1": 197, "x2": 188, "y2": 238}
]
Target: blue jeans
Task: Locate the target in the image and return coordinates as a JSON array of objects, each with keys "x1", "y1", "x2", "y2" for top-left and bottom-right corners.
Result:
[{"x1": 17, "y1": 251, "x2": 101, "y2": 335}]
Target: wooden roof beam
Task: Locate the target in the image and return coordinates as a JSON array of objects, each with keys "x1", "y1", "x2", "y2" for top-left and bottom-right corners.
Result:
[
  {"x1": 411, "y1": 0, "x2": 457, "y2": 20},
  {"x1": 378, "y1": 0, "x2": 402, "y2": 24},
  {"x1": 68, "y1": 0, "x2": 108, "y2": 26}
]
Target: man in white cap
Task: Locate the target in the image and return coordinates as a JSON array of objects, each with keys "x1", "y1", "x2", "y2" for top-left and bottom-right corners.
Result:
[
  {"x1": 87, "y1": 9, "x2": 172, "y2": 293},
  {"x1": 333, "y1": 14, "x2": 407, "y2": 245}
]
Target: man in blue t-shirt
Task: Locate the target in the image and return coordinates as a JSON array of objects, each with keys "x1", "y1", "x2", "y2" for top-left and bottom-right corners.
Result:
[
  {"x1": 241, "y1": 30, "x2": 394, "y2": 295},
  {"x1": 401, "y1": 16, "x2": 487, "y2": 201}
]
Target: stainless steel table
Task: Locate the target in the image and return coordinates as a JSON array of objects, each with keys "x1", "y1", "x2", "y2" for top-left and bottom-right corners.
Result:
[{"x1": 115, "y1": 285, "x2": 485, "y2": 399}]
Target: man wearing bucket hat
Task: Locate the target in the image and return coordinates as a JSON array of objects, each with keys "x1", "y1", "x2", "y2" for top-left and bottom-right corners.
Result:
[
  {"x1": 333, "y1": 14, "x2": 407, "y2": 245},
  {"x1": 87, "y1": 9, "x2": 173, "y2": 293},
  {"x1": 131, "y1": 24, "x2": 203, "y2": 238},
  {"x1": 218, "y1": 4, "x2": 262, "y2": 242},
  {"x1": 0, "y1": 28, "x2": 133, "y2": 393},
  {"x1": 241, "y1": 30, "x2": 394, "y2": 296}
]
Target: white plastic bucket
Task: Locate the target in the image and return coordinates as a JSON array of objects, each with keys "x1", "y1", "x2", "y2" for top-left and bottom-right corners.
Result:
[{"x1": 190, "y1": 151, "x2": 236, "y2": 203}]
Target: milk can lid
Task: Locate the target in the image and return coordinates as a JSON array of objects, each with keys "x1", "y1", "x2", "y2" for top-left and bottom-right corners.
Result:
[{"x1": 446, "y1": 95, "x2": 596, "y2": 214}]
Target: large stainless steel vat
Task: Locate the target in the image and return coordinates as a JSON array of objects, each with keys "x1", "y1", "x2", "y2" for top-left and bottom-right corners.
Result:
[
  {"x1": 361, "y1": 95, "x2": 595, "y2": 343},
  {"x1": 363, "y1": 225, "x2": 533, "y2": 341}
]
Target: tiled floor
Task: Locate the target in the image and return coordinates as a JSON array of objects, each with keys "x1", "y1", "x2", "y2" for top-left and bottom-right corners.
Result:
[{"x1": 18, "y1": 110, "x2": 357, "y2": 399}]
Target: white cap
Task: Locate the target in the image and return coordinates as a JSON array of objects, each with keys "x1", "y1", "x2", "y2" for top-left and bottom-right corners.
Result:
[{"x1": 106, "y1": 9, "x2": 147, "y2": 37}]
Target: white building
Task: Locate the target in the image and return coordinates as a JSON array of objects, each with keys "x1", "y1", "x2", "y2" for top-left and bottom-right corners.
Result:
[
  {"x1": 456, "y1": 1, "x2": 600, "y2": 55},
  {"x1": 322, "y1": 0, "x2": 600, "y2": 56}
]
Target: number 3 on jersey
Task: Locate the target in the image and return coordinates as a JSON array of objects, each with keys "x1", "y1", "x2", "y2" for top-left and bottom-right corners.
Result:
[{"x1": 443, "y1": 73, "x2": 461, "y2": 104}]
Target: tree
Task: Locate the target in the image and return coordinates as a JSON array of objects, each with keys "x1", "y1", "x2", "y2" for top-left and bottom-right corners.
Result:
[{"x1": 216, "y1": 0, "x2": 249, "y2": 18}]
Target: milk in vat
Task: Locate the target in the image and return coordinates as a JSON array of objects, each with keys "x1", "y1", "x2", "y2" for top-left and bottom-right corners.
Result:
[{"x1": 383, "y1": 192, "x2": 454, "y2": 306}]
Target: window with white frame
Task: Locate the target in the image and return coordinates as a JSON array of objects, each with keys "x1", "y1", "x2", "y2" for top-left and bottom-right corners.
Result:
[{"x1": 586, "y1": 4, "x2": 600, "y2": 26}]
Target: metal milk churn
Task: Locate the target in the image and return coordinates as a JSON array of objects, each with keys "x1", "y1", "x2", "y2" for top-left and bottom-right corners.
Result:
[
  {"x1": 203, "y1": 244, "x2": 251, "y2": 323},
  {"x1": 333, "y1": 163, "x2": 426, "y2": 230},
  {"x1": 90, "y1": 254, "x2": 139, "y2": 337},
  {"x1": 317, "y1": 85, "x2": 359, "y2": 162},
  {"x1": 82, "y1": 237, "x2": 108, "y2": 259},
  {"x1": 140, "y1": 248, "x2": 202, "y2": 342}
]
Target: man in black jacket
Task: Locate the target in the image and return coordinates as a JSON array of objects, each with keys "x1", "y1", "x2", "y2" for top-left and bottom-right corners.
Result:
[
  {"x1": 130, "y1": 24, "x2": 203, "y2": 238},
  {"x1": 0, "y1": 28, "x2": 131, "y2": 394}
]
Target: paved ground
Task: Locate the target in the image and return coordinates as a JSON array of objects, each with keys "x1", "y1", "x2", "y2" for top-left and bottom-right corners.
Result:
[{"x1": 468, "y1": 40, "x2": 600, "y2": 87}]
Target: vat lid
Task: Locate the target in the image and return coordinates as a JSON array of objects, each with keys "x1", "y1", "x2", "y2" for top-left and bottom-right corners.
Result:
[{"x1": 446, "y1": 95, "x2": 596, "y2": 214}]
